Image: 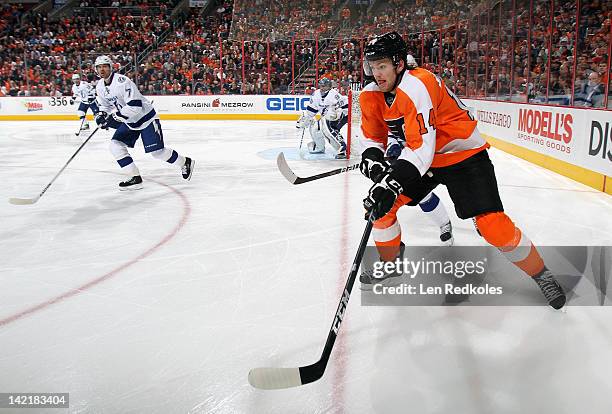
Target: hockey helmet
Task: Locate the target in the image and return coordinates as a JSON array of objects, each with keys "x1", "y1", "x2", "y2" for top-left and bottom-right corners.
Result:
[
  {"x1": 363, "y1": 32, "x2": 408, "y2": 76},
  {"x1": 318, "y1": 77, "x2": 332, "y2": 94},
  {"x1": 71, "y1": 73, "x2": 80, "y2": 82},
  {"x1": 94, "y1": 55, "x2": 113, "y2": 77}
]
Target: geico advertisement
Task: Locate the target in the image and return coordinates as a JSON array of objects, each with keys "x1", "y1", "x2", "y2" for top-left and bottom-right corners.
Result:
[
  {"x1": 152, "y1": 95, "x2": 310, "y2": 113},
  {"x1": 466, "y1": 99, "x2": 612, "y2": 177}
]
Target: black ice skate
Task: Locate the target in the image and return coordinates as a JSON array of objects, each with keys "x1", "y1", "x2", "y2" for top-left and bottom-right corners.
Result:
[
  {"x1": 532, "y1": 269, "x2": 566, "y2": 309},
  {"x1": 360, "y1": 243, "x2": 405, "y2": 291},
  {"x1": 440, "y1": 221, "x2": 454, "y2": 246},
  {"x1": 119, "y1": 175, "x2": 143, "y2": 191},
  {"x1": 81, "y1": 122, "x2": 90, "y2": 130},
  {"x1": 182, "y1": 157, "x2": 195, "y2": 180}
]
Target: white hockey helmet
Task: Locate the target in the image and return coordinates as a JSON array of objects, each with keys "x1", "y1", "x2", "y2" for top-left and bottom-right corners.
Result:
[
  {"x1": 71, "y1": 73, "x2": 80, "y2": 82},
  {"x1": 94, "y1": 55, "x2": 113, "y2": 77}
]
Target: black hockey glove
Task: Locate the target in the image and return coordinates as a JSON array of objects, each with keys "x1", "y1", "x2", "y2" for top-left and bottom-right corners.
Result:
[
  {"x1": 95, "y1": 112, "x2": 121, "y2": 130},
  {"x1": 363, "y1": 173, "x2": 403, "y2": 220},
  {"x1": 359, "y1": 147, "x2": 388, "y2": 182},
  {"x1": 363, "y1": 160, "x2": 422, "y2": 220},
  {"x1": 95, "y1": 111, "x2": 111, "y2": 129},
  {"x1": 69, "y1": 97, "x2": 75, "y2": 105}
]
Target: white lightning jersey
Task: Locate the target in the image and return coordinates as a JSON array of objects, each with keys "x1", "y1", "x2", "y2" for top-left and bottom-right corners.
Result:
[
  {"x1": 96, "y1": 73, "x2": 156, "y2": 130},
  {"x1": 71, "y1": 81, "x2": 96, "y2": 103},
  {"x1": 306, "y1": 88, "x2": 349, "y2": 118}
]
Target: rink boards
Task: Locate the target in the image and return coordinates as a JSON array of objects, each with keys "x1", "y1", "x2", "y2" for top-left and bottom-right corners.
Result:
[
  {"x1": 1, "y1": 95, "x2": 610, "y2": 193},
  {"x1": 464, "y1": 99, "x2": 612, "y2": 194}
]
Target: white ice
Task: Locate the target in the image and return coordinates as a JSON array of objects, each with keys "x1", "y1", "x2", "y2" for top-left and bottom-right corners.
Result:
[{"x1": 0, "y1": 120, "x2": 611, "y2": 414}]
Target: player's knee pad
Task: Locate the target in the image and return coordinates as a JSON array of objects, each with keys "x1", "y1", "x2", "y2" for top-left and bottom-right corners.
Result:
[
  {"x1": 474, "y1": 212, "x2": 517, "y2": 247},
  {"x1": 109, "y1": 139, "x2": 129, "y2": 160},
  {"x1": 150, "y1": 148, "x2": 172, "y2": 160}
]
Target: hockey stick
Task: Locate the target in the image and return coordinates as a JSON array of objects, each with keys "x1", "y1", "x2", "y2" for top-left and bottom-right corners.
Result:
[
  {"x1": 249, "y1": 213, "x2": 374, "y2": 390},
  {"x1": 276, "y1": 152, "x2": 359, "y2": 185},
  {"x1": 9, "y1": 127, "x2": 100, "y2": 205},
  {"x1": 298, "y1": 128, "x2": 305, "y2": 149},
  {"x1": 74, "y1": 116, "x2": 86, "y2": 136}
]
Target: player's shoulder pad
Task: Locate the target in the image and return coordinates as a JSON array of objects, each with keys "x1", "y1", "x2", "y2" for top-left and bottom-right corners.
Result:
[
  {"x1": 117, "y1": 75, "x2": 127, "y2": 83},
  {"x1": 397, "y1": 69, "x2": 436, "y2": 109}
]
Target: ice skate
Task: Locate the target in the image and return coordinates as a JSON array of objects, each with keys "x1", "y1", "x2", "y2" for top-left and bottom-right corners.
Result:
[
  {"x1": 532, "y1": 269, "x2": 566, "y2": 309},
  {"x1": 119, "y1": 175, "x2": 143, "y2": 191},
  {"x1": 182, "y1": 157, "x2": 195, "y2": 180},
  {"x1": 360, "y1": 243, "x2": 405, "y2": 291}
]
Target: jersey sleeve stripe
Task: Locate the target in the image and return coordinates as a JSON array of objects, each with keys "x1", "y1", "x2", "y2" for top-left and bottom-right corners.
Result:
[{"x1": 397, "y1": 73, "x2": 437, "y2": 175}]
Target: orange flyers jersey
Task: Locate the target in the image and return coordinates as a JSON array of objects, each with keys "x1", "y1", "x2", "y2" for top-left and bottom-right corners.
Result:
[{"x1": 359, "y1": 67, "x2": 488, "y2": 174}]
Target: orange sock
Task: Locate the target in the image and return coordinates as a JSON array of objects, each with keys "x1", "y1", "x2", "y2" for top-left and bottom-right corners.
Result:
[{"x1": 475, "y1": 212, "x2": 544, "y2": 277}]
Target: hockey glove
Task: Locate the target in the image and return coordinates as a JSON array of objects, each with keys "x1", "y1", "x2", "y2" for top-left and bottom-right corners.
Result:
[
  {"x1": 363, "y1": 172, "x2": 403, "y2": 220},
  {"x1": 69, "y1": 98, "x2": 75, "y2": 105},
  {"x1": 363, "y1": 159, "x2": 422, "y2": 220},
  {"x1": 95, "y1": 111, "x2": 111, "y2": 129},
  {"x1": 296, "y1": 113, "x2": 314, "y2": 129},
  {"x1": 359, "y1": 147, "x2": 388, "y2": 182}
]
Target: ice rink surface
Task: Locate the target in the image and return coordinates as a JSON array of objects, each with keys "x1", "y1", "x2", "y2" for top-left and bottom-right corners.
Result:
[{"x1": 1, "y1": 120, "x2": 611, "y2": 414}]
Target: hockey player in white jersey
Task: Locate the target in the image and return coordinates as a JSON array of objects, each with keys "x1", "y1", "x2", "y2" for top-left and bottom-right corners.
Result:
[
  {"x1": 93, "y1": 55, "x2": 194, "y2": 190},
  {"x1": 296, "y1": 78, "x2": 349, "y2": 159},
  {"x1": 71, "y1": 73, "x2": 99, "y2": 131}
]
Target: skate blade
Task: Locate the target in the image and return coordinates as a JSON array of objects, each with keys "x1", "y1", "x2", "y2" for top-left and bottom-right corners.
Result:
[
  {"x1": 441, "y1": 235, "x2": 454, "y2": 246},
  {"x1": 119, "y1": 184, "x2": 143, "y2": 191}
]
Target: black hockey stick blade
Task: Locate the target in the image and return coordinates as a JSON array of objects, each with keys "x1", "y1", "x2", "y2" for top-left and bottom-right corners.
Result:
[
  {"x1": 249, "y1": 215, "x2": 375, "y2": 389},
  {"x1": 276, "y1": 152, "x2": 359, "y2": 185}
]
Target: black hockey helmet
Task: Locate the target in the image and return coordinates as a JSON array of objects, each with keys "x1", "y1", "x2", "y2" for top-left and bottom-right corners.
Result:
[{"x1": 364, "y1": 31, "x2": 407, "y2": 67}]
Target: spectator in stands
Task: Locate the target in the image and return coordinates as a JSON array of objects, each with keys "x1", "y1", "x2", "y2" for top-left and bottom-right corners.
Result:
[{"x1": 574, "y1": 71, "x2": 605, "y2": 108}]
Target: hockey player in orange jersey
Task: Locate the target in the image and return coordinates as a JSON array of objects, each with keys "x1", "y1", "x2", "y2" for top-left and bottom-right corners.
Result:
[{"x1": 358, "y1": 31, "x2": 566, "y2": 309}]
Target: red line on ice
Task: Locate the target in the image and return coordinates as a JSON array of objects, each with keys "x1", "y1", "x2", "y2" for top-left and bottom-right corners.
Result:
[
  {"x1": 332, "y1": 171, "x2": 351, "y2": 413},
  {"x1": 0, "y1": 180, "x2": 191, "y2": 327}
]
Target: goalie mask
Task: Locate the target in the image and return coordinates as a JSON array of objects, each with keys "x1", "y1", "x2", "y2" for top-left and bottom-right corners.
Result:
[{"x1": 318, "y1": 78, "x2": 333, "y2": 96}]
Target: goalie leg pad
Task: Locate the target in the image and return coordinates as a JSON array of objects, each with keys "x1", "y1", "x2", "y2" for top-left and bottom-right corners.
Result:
[
  {"x1": 321, "y1": 119, "x2": 344, "y2": 151},
  {"x1": 308, "y1": 121, "x2": 326, "y2": 153}
]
